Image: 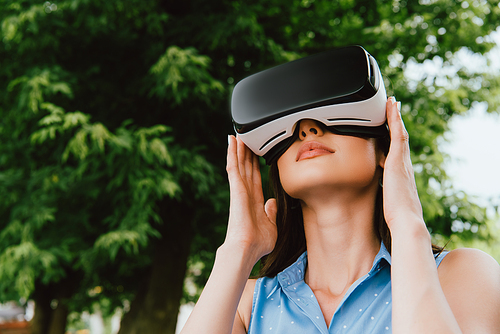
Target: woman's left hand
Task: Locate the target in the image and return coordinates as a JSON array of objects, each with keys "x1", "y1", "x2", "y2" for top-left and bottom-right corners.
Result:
[{"x1": 382, "y1": 97, "x2": 427, "y2": 235}]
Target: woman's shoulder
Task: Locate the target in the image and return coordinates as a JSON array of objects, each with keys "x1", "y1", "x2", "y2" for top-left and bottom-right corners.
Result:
[
  {"x1": 438, "y1": 247, "x2": 500, "y2": 277},
  {"x1": 438, "y1": 248, "x2": 500, "y2": 331},
  {"x1": 438, "y1": 247, "x2": 500, "y2": 286}
]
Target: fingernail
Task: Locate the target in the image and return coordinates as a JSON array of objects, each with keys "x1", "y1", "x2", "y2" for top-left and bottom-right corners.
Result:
[
  {"x1": 228, "y1": 135, "x2": 231, "y2": 146},
  {"x1": 389, "y1": 96, "x2": 396, "y2": 103},
  {"x1": 397, "y1": 101, "x2": 401, "y2": 112}
]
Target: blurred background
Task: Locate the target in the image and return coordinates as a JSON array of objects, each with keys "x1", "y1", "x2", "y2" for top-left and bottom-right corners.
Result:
[{"x1": 0, "y1": 0, "x2": 499, "y2": 333}]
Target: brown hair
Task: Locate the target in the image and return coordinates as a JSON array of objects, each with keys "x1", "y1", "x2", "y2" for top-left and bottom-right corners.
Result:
[{"x1": 258, "y1": 134, "x2": 443, "y2": 278}]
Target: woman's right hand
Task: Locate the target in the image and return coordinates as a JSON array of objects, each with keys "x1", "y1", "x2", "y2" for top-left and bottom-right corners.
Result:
[
  {"x1": 180, "y1": 136, "x2": 277, "y2": 334},
  {"x1": 224, "y1": 135, "x2": 278, "y2": 263}
]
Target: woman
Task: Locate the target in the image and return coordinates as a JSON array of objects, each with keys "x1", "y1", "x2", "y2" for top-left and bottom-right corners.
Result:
[{"x1": 181, "y1": 98, "x2": 500, "y2": 333}]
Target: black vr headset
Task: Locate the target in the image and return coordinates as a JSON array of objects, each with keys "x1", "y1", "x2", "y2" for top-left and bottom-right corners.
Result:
[{"x1": 230, "y1": 45, "x2": 388, "y2": 164}]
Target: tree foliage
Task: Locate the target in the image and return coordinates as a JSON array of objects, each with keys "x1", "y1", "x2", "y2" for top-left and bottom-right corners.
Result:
[{"x1": 1, "y1": 0, "x2": 499, "y2": 332}]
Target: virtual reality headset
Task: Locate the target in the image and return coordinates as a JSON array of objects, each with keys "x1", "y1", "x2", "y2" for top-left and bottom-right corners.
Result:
[{"x1": 231, "y1": 45, "x2": 388, "y2": 164}]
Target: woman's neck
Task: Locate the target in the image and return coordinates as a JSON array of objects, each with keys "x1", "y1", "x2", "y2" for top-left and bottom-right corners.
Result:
[{"x1": 301, "y1": 188, "x2": 381, "y2": 296}]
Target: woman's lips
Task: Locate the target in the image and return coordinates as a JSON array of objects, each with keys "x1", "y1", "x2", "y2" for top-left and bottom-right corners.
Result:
[{"x1": 296, "y1": 141, "x2": 335, "y2": 161}]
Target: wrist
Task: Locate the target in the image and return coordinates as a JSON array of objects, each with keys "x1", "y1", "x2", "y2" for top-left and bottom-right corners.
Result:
[
  {"x1": 217, "y1": 242, "x2": 261, "y2": 273},
  {"x1": 389, "y1": 217, "x2": 431, "y2": 244}
]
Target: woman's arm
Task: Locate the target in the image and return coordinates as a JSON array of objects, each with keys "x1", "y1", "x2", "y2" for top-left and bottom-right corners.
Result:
[
  {"x1": 180, "y1": 246, "x2": 255, "y2": 334},
  {"x1": 390, "y1": 222, "x2": 463, "y2": 333},
  {"x1": 180, "y1": 135, "x2": 277, "y2": 334},
  {"x1": 383, "y1": 97, "x2": 500, "y2": 333}
]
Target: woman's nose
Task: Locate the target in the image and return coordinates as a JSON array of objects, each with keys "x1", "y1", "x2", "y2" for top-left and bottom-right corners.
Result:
[{"x1": 298, "y1": 119, "x2": 324, "y2": 140}]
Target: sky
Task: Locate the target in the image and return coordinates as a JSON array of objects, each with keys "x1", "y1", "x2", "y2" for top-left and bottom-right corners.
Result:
[{"x1": 441, "y1": 105, "x2": 500, "y2": 203}]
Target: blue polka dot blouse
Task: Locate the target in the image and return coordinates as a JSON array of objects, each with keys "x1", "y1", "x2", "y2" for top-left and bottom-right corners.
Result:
[{"x1": 248, "y1": 242, "x2": 448, "y2": 333}]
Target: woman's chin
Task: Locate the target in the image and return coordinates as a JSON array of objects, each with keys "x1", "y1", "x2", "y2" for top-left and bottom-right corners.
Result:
[{"x1": 282, "y1": 173, "x2": 379, "y2": 201}]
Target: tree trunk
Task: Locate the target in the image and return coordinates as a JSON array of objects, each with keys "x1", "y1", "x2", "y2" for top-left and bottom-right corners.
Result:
[
  {"x1": 30, "y1": 283, "x2": 52, "y2": 334},
  {"x1": 30, "y1": 275, "x2": 78, "y2": 334},
  {"x1": 47, "y1": 279, "x2": 73, "y2": 334},
  {"x1": 118, "y1": 200, "x2": 193, "y2": 334}
]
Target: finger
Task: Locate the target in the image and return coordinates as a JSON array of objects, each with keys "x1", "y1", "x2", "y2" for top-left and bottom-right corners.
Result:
[
  {"x1": 226, "y1": 135, "x2": 238, "y2": 175},
  {"x1": 236, "y1": 135, "x2": 248, "y2": 180},
  {"x1": 264, "y1": 198, "x2": 277, "y2": 225},
  {"x1": 386, "y1": 97, "x2": 403, "y2": 136},
  {"x1": 226, "y1": 135, "x2": 244, "y2": 194},
  {"x1": 252, "y1": 153, "x2": 265, "y2": 203},
  {"x1": 252, "y1": 153, "x2": 260, "y2": 183},
  {"x1": 386, "y1": 97, "x2": 411, "y2": 162},
  {"x1": 242, "y1": 139, "x2": 254, "y2": 184},
  {"x1": 387, "y1": 98, "x2": 407, "y2": 145}
]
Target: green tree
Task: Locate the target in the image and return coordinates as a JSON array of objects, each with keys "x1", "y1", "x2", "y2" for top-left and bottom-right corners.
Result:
[
  {"x1": 1, "y1": 2, "x2": 224, "y2": 333},
  {"x1": 1, "y1": 0, "x2": 499, "y2": 333},
  {"x1": 0, "y1": 53, "x2": 219, "y2": 334}
]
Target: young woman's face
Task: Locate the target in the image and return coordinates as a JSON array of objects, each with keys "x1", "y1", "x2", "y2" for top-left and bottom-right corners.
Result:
[{"x1": 277, "y1": 119, "x2": 385, "y2": 200}]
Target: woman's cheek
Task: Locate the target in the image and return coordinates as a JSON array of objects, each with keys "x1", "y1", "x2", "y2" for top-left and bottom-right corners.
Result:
[{"x1": 277, "y1": 156, "x2": 299, "y2": 197}]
